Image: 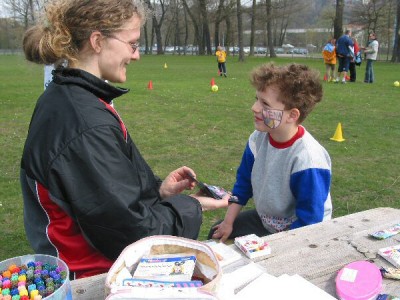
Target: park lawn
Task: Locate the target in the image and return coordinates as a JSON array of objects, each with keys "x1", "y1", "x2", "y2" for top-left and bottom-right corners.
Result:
[{"x1": 0, "y1": 53, "x2": 399, "y2": 261}]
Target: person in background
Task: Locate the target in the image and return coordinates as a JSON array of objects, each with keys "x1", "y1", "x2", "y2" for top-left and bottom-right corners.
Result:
[
  {"x1": 335, "y1": 29, "x2": 353, "y2": 84},
  {"x1": 209, "y1": 63, "x2": 332, "y2": 242},
  {"x1": 349, "y1": 37, "x2": 360, "y2": 82},
  {"x1": 21, "y1": 0, "x2": 228, "y2": 279},
  {"x1": 216, "y1": 46, "x2": 227, "y2": 77},
  {"x1": 362, "y1": 32, "x2": 379, "y2": 83},
  {"x1": 322, "y1": 38, "x2": 337, "y2": 82}
]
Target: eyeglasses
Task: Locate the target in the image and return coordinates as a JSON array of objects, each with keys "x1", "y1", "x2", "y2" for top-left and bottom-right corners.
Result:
[{"x1": 107, "y1": 35, "x2": 140, "y2": 54}]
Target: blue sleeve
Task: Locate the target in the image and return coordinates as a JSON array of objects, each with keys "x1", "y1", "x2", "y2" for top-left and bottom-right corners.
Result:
[
  {"x1": 348, "y1": 36, "x2": 354, "y2": 47},
  {"x1": 232, "y1": 142, "x2": 254, "y2": 206},
  {"x1": 289, "y1": 168, "x2": 331, "y2": 229}
]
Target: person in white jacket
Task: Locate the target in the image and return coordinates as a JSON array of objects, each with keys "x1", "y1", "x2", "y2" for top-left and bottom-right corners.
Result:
[{"x1": 362, "y1": 33, "x2": 379, "y2": 83}]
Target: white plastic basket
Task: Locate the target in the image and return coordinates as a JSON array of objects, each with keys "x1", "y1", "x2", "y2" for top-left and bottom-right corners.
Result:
[{"x1": 105, "y1": 236, "x2": 222, "y2": 299}]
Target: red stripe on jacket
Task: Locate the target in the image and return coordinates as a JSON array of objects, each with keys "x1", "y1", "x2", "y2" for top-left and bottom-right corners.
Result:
[
  {"x1": 36, "y1": 182, "x2": 113, "y2": 279},
  {"x1": 99, "y1": 99, "x2": 127, "y2": 141}
]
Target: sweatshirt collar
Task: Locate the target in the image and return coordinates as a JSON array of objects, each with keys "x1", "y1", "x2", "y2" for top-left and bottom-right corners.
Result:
[{"x1": 269, "y1": 125, "x2": 305, "y2": 149}]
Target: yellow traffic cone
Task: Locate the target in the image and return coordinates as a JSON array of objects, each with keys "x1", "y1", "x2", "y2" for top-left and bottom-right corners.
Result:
[
  {"x1": 330, "y1": 123, "x2": 345, "y2": 142},
  {"x1": 164, "y1": 63, "x2": 168, "y2": 69}
]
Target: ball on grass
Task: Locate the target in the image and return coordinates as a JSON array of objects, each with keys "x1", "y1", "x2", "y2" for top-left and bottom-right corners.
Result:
[
  {"x1": 394, "y1": 81, "x2": 399, "y2": 87},
  {"x1": 211, "y1": 85, "x2": 219, "y2": 92}
]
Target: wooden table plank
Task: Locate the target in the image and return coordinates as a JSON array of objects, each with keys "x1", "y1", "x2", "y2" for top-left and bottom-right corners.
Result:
[
  {"x1": 71, "y1": 273, "x2": 106, "y2": 300},
  {"x1": 257, "y1": 207, "x2": 400, "y2": 296},
  {"x1": 70, "y1": 207, "x2": 400, "y2": 299}
]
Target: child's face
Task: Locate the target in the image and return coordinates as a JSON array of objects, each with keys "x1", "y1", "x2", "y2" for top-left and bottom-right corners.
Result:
[{"x1": 252, "y1": 88, "x2": 286, "y2": 132}]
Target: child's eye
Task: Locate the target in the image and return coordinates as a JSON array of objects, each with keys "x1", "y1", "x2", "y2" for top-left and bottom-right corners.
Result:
[{"x1": 255, "y1": 96, "x2": 270, "y2": 108}]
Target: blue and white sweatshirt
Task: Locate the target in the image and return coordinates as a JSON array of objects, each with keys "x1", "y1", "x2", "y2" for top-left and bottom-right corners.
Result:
[{"x1": 232, "y1": 126, "x2": 332, "y2": 233}]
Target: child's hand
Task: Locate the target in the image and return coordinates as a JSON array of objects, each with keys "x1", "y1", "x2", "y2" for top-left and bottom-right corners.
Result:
[
  {"x1": 212, "y1": 221, "x2": 233, "y2": 243},
  {"x1": 190, "y1": 193, "x2": 229, "y2": 211}
]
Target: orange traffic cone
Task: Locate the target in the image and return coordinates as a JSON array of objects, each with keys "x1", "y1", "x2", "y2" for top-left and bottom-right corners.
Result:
[
  {"x1": 323, "y1": 74, "x2": 328, "y2": 81},
  {"x1": 330, "y1": 123, "x2": 345, "y2": 142},
  {"x1": 210, "y1": 78, "x2": 215, "y2": 86},
  {"x1": 147, "y1": 80, "x2": 153, "y2": 90}
]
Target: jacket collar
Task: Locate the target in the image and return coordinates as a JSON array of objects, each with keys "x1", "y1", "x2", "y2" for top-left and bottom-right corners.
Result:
[{"x1": 53, "y1": 67, "x2": 129, "y2": 104}]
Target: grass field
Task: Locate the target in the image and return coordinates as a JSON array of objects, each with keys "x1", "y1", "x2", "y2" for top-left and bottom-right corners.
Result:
[{"x1": 0, "y1": 53, "x2": 399, "y2": 262}]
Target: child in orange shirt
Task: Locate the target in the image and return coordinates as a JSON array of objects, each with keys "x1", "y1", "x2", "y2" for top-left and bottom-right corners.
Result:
[{"x1": 322, "y1": 38, "x2": 337, "y2": 82}]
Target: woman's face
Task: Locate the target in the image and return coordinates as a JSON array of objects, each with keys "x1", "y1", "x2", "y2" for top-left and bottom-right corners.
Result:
[{"x1": 98, "y1": 16, "x2": 141, "y2": 83}]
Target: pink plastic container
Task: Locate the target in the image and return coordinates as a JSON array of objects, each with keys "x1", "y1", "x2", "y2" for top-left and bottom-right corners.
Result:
[{"x1": 336, "y1": 261, "x2": 382, "y2": 300}]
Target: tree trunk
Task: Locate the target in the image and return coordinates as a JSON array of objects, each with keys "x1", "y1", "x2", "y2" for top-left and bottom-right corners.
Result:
[
  {"x1": 214, "y1": 0, "x2": 225, "y2": 48},
  {"x1": 236, "y1": 0, "x2": 244, "y2": 61},
  {"x1": 182, "y1": 0, "x2": 201, "y2": 53},
  {"x1": 266, "y1": 0, "x2": 276, "y2": 57},
  {"x1": 29, "y1": 0, "x2": 35, "y2": 23},
  {"x1": 153, "y1": 17, "x2": 164, "y2": 54},
  {"x1": 391, "y1": 0, "x2": 400, "y2": 62},
  {"x1": 225, "y1": 14, "x2": 232, "y2": 54},
  {"x1": 249, "y1": 0, "x2": 256, "y2": 56},
  {"x1": 184, "y1": 8, "x2": 189, "y2": 55},
  {"x1": 144, "y1": 22, "x2": 150, "y2": 54},
  {"x1": 199, "y1": 0, "x2": 211, "y2": 55},
  {"x1": 144, "y1": 0, "x2": 167, "y2": 55},
  {"x1": 334, "y1": 0, "x2": 344, "y2": 40},
  {"x1": 174, "y1": 2, "x2": 181, "y2": 54},
  {"x1": 224, "y1": 2, "x2": 234, "y2": 55}
]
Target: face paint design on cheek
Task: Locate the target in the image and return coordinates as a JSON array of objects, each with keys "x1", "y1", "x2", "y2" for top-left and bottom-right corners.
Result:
[{"x1": 262, "y1": 108, "x2": 283, "y2": 129}]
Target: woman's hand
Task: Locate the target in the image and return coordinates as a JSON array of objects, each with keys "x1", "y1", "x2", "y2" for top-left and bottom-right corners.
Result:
[{"x1": 159, "y1": 166, "x2": 197, "y2": 199}]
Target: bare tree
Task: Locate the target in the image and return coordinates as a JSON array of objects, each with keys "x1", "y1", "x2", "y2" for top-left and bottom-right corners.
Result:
[
  {"x1": 144, "y1": 0, "x2": 169, "y2": 55},
  {"x1": 3, "y1": 0, "x2": 44, "y2": 29},
  {"x1": 181, "y1": 0, "x2": 202, "y2": 52},
  {"x1": 0, "y1": 17, "x2": 24, "y2": 52},
  {"x1": 352, "y1": 0, "x2": 388, "y2": 34},
  {"x1": 199, "y1": 0, "x2": 212, "y2": 54},
  {"x1": 214, "y1": 0, "x2": 225, "y2": 48},
  {"x1": 272, "y1": 0, "x2": 309, "y2": 47},
  {"x1": 224, "y1": 1, "x2": 235, "y2": 54},
  {"x1": 392, "y1": 0, "x2": 400, "y2": 62},
  {"x1": 319, "y1": 5, "x2": 336, "y2": 34},
  {"x1": 383, "y1": 0, "x2": 396, "y2": 60},
  {"x1": 249, "y1": 0, "x2": 256, "y2": 56},
  {"x1": 266, "y1": 0, "x2": 276, "y2": 57},
  {"x1": 236, "y1": 0, "x2": 244, "y2": 61},
  {"x1": 142, "y1": 19, "x2": 150, "y2": 54},
  {"x1": 334, "y1": 0, "x2": 344, "y2": 39},
  {"x1": 183, "y1": 7, "x2": 190, "y2": 54},
  {"x1": 173, "y1": 0, "x2": 182, "y2": 52}
]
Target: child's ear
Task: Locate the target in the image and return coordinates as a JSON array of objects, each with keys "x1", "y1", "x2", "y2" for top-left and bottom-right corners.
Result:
[{"x1": 288, "y1": 108, "x2": 300, "y2": 123}]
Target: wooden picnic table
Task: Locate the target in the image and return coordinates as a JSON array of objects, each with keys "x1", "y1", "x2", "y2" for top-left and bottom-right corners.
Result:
[{"x1": 70, "y1": 207, "x2": 400, "y2": 299}]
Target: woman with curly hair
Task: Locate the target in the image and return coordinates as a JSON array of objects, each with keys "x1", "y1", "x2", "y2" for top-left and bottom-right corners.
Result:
[{"x1": 21, "y1": 0, "x2": 227, "y2": 279}]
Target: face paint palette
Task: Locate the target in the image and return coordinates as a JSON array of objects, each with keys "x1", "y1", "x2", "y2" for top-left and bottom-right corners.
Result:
[{"x1": 335, "y1": 261, "x2": 382, "y2": 300}]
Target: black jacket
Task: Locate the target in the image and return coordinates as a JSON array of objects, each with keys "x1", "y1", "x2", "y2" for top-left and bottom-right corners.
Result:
[{"x1": 20, "y1": 68, "x2": 202, "y2": 278}]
